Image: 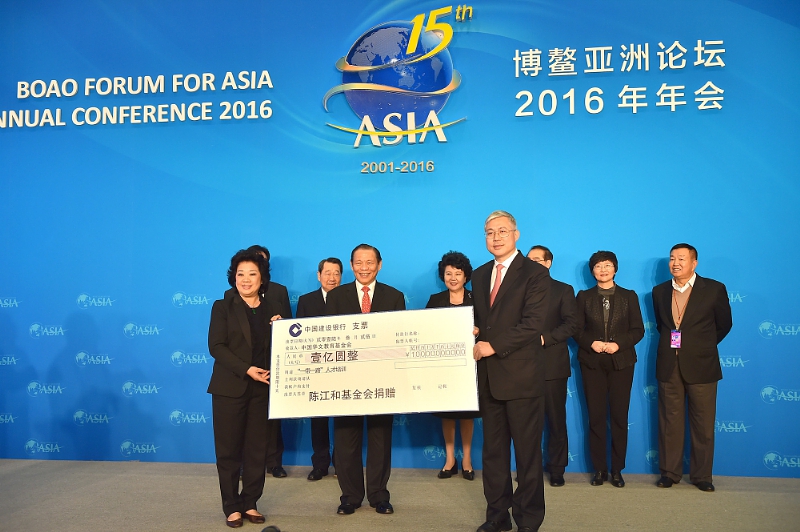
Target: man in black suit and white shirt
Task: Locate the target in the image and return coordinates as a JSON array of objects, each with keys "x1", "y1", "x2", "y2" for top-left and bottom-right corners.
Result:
[
  {"x1": 653, "y1": 243, "x2": 732, "y2": 492},
  {"x1": 248, "y1": 245, "x2": 292, "y2": 479},
  {"x1": 473, "y1": 211, "x2": 550, "y2": 532},
  {"x1": 326, "y1": 244, "x2": 405, "y2": 516},
  {"x1": 527, "y1": 245, "x2": 577, "y2": 488},
  {"x1": 296, "y1": 257, "x2": 343, "y2": 481}
]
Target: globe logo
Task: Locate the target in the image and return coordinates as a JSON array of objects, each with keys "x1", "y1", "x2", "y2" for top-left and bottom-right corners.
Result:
[
  {"x1": 169, "y1": 410, "x2": 184, "y2": 426},
  {"x1": 422, "y1": 445, "x2": 444, "y2": 461},
  {"x1": 73, "y1": 410, "x2": 88, "y2": 426},
  {"x1": 170, "y1": 351, "x2": 186, "y2": 367},
  {"x1": 29, "y1": 323, "x2": 43, "y2": 338},
  {"x1": 121, "y1": 381, "x2": 137, "y2": 397},
  {"x1": 172, "y1": 292, "x2": 187, "y2": 308},
  {"x1": 26, "y1": 381, "x2": 42, "y2": 397},
  {"x1": 120, "y1": 440, "x2": 135, "y2": 458},
  {"x1": 760, "y1": 385, "x2": 780, "y2": 404},
  {"x1": 763, "y1": 451, "x2": 782, "y2": 470},
  {"x1": 324, "y1": 20, "x2": 461, "y2": 133},
  {"x1": 758, "y1": 320, "x2": 777, "y2": 339},
  {"x1": 24, "y1": 439, "x2": 38, "y2": 456},
  {"x1": 75, "y1": 351, "x2": 89, "y2": 367},
  {"x1": 76, "y1": 294, "x2": 91, "y2": 309},
  {"x1": 123, "y1": 322, "x2": 137, "y2": 338},
  {"x1": 642, "y1": 384, "x2": 658, "y2": 401},
  {"x1": 645, "y1": 449, "x2": 659, "y2": 467}
]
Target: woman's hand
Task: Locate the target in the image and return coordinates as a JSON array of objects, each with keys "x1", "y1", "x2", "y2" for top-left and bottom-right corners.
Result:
[
  {"x1": 603, "y1": 342, "x2": 620, "y2": 354},
  {"x1": 473, "y1": 326, "x2": 480, "y2": 337},
  {"x1": 246, "y1": 366, "x2": 270, "y2": 384},
  {"x1": 591, "y1": 341, "x2": 606, "y2": 353},
  {"x1": 269, "y1": 314, "x2": 282, "y2": 325}
]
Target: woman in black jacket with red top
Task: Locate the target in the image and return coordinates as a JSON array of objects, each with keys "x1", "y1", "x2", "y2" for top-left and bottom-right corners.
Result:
[{"x1": 574, "y1": 251, "x2": 644, "y2": 488}]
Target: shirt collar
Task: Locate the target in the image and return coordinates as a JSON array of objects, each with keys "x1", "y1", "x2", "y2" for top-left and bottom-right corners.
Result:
[
  {"x1": 355, "y1": 280, "x2": 377, "y2": 294},
  {"x1": 672, "y1": 272, "x2": 697, "y2": 293},
  {"x1": 494, "y1": 250, "x2": 519, "y2": 270}
]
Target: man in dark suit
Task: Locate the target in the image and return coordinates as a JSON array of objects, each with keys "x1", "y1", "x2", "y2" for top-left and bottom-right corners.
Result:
[
  {"x1": 326, "y1": 244, "x2": 405, "y2": 516},
  {"x1": 652, "y1": 243, "x2": 732, "y2": 492},
  {"x1": 526, "y1": 245, "x2": 577, "y2": 488},
  {"x1": 473, "y1": 211, "x2": 550, "y2": 532},
  {"x1": 248, "y1": 245, "x2": 292, "y2": 479},
  {"x1": 296, "y1": 257, "x2": 343, "y2": 481}
]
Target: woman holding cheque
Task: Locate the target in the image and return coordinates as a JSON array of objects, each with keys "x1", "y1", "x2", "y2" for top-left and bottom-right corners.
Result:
[
  {"x1": 207, "y1": 249, "x2": 277, "y2": 528},
  {"x1": 425, "y1": 251, "x2": 480, "y2": 481}
]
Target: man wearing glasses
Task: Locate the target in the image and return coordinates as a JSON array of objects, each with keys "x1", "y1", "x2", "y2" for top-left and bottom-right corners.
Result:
[
  {"x1": 526, "y1": 246, "x2": 577, "y2": 488},
  {"x1": 472, "y1": 212, "x2": 550, "y2": 532}
]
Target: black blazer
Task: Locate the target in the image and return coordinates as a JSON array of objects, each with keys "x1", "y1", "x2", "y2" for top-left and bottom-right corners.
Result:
[
  {"x1": 326, "y1": 281, "x2": 405, "y2": 315},
  {"x1": 574, "y1": 285, "x2": 644, "y2": 369},
  {"x1": 207, "y1": 288, "x2": 283, "y2": 398},
  {"x1": 542, "y1": 276, "x2": 578, "y2": 380},
  {"x1": 653, "y1": 275, "x2": 732, "y2": 384},
  {"x1": 574, "y1": 285, "x2": 644, "y2": 371},
  {"x1": 263, "y1": 281, "x2": 292, "y2": 320},
  {"x1": 472, "y1": 252, "x2": 550, "y2": 401},
  {"x1": 296, "y1": 288, "x2": 326, "y2": 318},
  {"x1": 425, "y1": 289, "x2": 473, "y2": 309}
]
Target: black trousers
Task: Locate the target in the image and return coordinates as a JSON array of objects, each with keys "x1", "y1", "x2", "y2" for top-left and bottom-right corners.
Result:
[
  {"x1": 212, "y1": 382, "x2": 268, "y2": 517},
  {"x1": 480, "y1": 392, "x2": 545, "y2": 530},
  {"x1": 580, "y1": 357, "x2": 634, "y2": 472},
  {"x1": 333, "y1": 414, "x2": 393, "y2": 506},
  {"x1": 658, "y1": 363, "x2": 718, "y2": 483},
  {"x1": 265, "y1": 419, "x2": 283, "y2": 469},
  {"x1": 310, "y1": 416, "x2": 332, "y2": 470},
  {"x1": 544, "y1": 378, "x2": 569, "y2": 475}
]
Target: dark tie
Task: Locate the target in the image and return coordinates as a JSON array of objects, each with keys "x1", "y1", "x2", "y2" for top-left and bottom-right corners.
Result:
[
  {"x1": 489, "y1": 264, "x2": 504, "y2": 307},
  {"x1": 361, "y1": 286, "x2": 371, "y2": 313}
]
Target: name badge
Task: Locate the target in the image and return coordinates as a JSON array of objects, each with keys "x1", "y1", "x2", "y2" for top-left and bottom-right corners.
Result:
[{"x1": 670, "y1": 330, "x2": 682, "y2": 349}]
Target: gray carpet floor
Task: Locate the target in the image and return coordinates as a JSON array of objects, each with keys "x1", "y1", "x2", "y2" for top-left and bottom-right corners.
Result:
[{"x1": 1, "y1": 460, "x2": 798, "y2": 531}]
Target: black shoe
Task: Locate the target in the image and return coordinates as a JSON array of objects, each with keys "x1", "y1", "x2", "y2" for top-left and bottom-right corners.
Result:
[
  {"x1": 462, "y1": 468, "x2": 475, "y2": 481},
  {"x1": 437, "y1": 462, "x2": 458, "y2": 478},
  {"x1": 518, "y1": 528, "x2": 537, "y2": 532},
  {"x1": 336, "y1": 502, "x2": 360, "y2": 515},
  {"x1": 549, "y1": 473, "x2": 565, "y2": 487},
  {"x1": 695, "y1": 481, "x2": 715, "y2": 492},
  {"x1": 476, "y1": 519, "x2": 512, "y2": 532},
  {"x1": 225, "y1": 513, "x2": 243, "y2": 528},
  {"x1": 243, "y1": 511, "x2": 266, "y2": 524},
  {"x1": 590, "y1": 470, "x2": 608, "y2": 486},
  {"x1": 656, "y1": 476, "x2": 675, "y2": 488},
  {"x1": 269, "y1": 466, "x2": 287, "y2": 478},
  {"x1": 307, "y1": 468, "x2": 328, "y2": 481},
  {"x1": 610, "y1": 471, "x2": 625, "y2": 488},
  {"x1": 373, "y1": 501, "x2": 394, "y2": 514}
]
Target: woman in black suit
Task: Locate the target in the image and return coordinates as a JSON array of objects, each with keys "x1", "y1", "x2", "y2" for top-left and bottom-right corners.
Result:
[
  {"x1": 425, "y1": 251, "x2": 480, "y2": 481},
  {"x1": 574, "y1": 251, "x2": 644, "y2": 488},
  {"x1": 208, "y1": 249, "x2": 274, "y2": 528}
]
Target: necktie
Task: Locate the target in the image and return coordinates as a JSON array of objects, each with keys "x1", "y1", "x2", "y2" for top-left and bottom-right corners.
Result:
[
  {"x1": 489, "y1": 264, "x2": 504, "y2": 306},
  {"x1": 361, "y1": 286, "x2": 371, "y2": 313}
]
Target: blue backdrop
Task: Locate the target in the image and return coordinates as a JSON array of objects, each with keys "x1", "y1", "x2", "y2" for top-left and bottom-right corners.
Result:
[{"x1": 1, "y1": 0, "x2": 799, "y2": 478}]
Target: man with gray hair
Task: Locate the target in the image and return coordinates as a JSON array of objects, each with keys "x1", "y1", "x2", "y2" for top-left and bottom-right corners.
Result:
[{"x1": 472, "y1": 211, "x2": 550, "y2": 532}]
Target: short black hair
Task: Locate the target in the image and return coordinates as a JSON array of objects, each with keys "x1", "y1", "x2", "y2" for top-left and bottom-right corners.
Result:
[
  {"x1": 318, "y1": 257, "x2": 343, "y2": 274},
  {"x1": 528, "y1": 245, "x2": 553, "y2": 262},
  {"x1": 350, "y1": 243, "x2": 382, "y2": 263},
  {"x1": 247, "y1": 245, "x2": 270, "y2": 261},
  {"x1": 437, "y1": 251, "x2": 473, "y2": 282},
  {"x1": 227, "y1": 249, "x2": 270, "y2": 290},
  {"x1": 671, "y1": 243, "x2": 698, "y2": 261},
  {"x1": 589, "y1": 250, "x2": 618, "y2": 272}
]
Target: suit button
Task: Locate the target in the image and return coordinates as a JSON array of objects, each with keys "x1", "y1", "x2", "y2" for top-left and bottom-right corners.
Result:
[{"x1": 487, "y1": 326, "x2": 492, "y2": 330}]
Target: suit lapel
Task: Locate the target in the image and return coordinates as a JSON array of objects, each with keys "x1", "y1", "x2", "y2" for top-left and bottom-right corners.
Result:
[
  {"x1": 492, "y1": 253, "x2": 522, "y2": 308},
  {"x1": 660, "y1": 283, "x2": 676, "y2": 329},
  {"x1": 680, "y1": 275, "x2": 705, "y2": 326},
  {"x1": 232, "y1": 296, "x2": 252, "y2": 348},
  {"x1": 479, "y1": 262, "x2": 492, "y2": 311}
]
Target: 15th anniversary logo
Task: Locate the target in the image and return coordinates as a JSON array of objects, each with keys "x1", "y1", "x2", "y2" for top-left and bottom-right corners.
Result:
[{"x1": 324, "y1": 6, "x2": 470, "y2": 149}]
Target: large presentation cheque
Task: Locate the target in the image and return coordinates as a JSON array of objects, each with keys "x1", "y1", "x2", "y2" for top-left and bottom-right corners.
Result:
[{"x1": 269, "y1": 306, "x2": 477, "y2": 419}]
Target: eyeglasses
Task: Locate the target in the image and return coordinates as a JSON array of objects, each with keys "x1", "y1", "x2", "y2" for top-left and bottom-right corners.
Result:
[{"x1": 485, "y1": 228, "x2": 514, "y2": 239}]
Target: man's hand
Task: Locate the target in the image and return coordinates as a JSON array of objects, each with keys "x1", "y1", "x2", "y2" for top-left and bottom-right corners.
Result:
[{"x1": 473, "y1": 341, "x2": 496, "y2": 361}]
